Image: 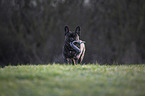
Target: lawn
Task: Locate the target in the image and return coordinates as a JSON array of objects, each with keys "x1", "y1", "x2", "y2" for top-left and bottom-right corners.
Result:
[{"x1": 0, "y1": 64, "x2": 145, "y2": 96}]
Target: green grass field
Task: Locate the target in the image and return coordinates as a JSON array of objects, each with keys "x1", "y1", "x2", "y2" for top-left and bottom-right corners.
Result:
[{"x1": 0, "y1": 64, "x2": 145, "y2": 96}]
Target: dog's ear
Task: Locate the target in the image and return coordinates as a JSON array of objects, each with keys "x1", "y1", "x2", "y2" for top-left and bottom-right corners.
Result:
[
  {"x1": 64, "y1": 26, "x2": 69, "y2": 35},
  {"x1": 75, "y1": 26, "x2": 80, "y2": 36}
]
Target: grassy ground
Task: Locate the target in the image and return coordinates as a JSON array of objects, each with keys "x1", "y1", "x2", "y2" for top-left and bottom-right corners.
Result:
[{"x1": 0, "y1": 64, "x2": 145, "y2": 96}]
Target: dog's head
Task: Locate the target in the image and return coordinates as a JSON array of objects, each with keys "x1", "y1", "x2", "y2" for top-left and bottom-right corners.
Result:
[{"x1": 64, "y1": 26, "x2": 80, "y2": 43}]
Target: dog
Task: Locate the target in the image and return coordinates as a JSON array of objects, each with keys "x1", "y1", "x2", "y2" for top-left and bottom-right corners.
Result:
[{"x1": 63, "y1": 26, "x2": 85, "y2": 65}]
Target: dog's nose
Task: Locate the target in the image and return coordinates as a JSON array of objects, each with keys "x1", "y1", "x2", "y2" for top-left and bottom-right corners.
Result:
[{"x1": 70, "y1": 38, "x2": 74, "y2": 42}]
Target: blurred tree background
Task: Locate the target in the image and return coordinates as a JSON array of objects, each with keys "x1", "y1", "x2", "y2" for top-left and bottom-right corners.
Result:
[{"x1": 0, "y1": 0, "x2": 145, "y2": 66}]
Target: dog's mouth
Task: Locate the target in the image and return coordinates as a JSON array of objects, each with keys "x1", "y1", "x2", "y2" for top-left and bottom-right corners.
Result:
[
  {"x1": 70, "y1": 41, "x2": 85, "y2": 54},
  {"x1": 70, "y1": 41, "x2": 81, "y2": 54}
]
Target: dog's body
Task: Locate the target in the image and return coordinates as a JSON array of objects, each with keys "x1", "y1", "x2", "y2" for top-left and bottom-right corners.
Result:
[{"x1": 63, "y1": 26, "x2": 85, "y2": 65}]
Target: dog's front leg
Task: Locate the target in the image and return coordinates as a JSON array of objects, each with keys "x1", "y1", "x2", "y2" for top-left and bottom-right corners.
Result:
[
  {"x1": 72, "y1": 59, "x2": 75, "y2": 65},
  {"x1": 65, "y1": 58, "x2": 70, "y2": 64}
]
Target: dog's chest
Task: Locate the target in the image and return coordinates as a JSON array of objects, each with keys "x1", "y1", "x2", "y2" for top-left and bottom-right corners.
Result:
[{"x1": 64, "y1": 43, "x2": 80, "y2": 58}]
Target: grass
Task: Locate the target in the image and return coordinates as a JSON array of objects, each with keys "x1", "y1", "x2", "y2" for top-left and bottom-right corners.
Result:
[{"x1": 0, "y1": 64, "x2": 145, "y2": 96}]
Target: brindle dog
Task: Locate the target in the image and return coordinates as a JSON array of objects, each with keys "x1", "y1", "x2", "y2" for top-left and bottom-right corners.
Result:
[{"x1": 63, "y1": 26, "x2": 85, "y2": 65}]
